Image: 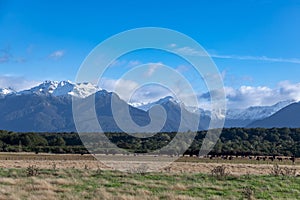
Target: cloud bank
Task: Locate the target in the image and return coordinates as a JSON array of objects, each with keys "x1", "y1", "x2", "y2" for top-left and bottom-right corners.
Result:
[
  {"x1": 98, "y1": 76, "x2": 300, "y2": 110},
  {"x1": 0, "y1": 75, "x2": 40, "y2": 91},
  {"x1": 1, "y1": 75, "x2": 300, "y2": 110},
  {"x1": 99, "y1": 78, "x2": 172, "y2": 104},
  {"x1": 198, "y1": 81, "x2": 300, "y2": 109}
]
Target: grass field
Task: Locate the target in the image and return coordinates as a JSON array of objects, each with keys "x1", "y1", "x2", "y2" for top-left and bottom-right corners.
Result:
[
  {"x1": 0, "y1": 168, "x2": 299, "y2": 200},
  {"x1": 0, "y1": 153, "x2": 299, "y2": 199}
]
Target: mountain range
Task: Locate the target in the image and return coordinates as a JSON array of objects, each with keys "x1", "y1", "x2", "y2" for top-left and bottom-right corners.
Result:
[
  {"x1": 0, "y1": 81, "x2": 200, "y2": 132},
  {"x1": 247, "y1": 102, "x2": 300, "y2": 128},
  {"x1": 136, "y1": 98, "x2": 296, "y2": 128},
  {"x1": 0, "y1": 80, "x2": 299, "y2": 132}
]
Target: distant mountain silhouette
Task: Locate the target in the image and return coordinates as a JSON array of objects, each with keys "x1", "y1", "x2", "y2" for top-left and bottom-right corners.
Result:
[
  {"x1": 248, "y1": 102, "x2": 300, "y2": 128},
  {"x1": 1, "y1": 80, "x2": 298, "y2": 132},
  {"x1": 0, "y1": 91, "x2": 199, "y2": 132}
]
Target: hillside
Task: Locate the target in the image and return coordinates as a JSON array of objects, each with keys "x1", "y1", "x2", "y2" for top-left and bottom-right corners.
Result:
[{"x1": 248, "y1": 102, "x2": 300, "y2": 128}]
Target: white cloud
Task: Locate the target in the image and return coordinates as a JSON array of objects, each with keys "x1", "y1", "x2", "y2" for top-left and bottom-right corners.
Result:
[
  {"x1": 49, "y1": 50, "x2": 65, "y2": 60},
  {"x1": 99, "y1": 78, "x2": 139, "y2": 102},
  {"x1": 109, "y1": 59, "x2": 142, "y2": 68},
  {"x1": 175, "y1": 65, "x2": 189, "y2": 73},
  {"x1": 278, "y1": 81, "x2": 300, "y2": 100},
  {"x1": 130, "y1": 84, "x2": 173, "y2": 104},
  {"x1": 199, "y1": 81, "x2": 300, "y2": 109},
  {"x1": 145, "y1": 62, "x2": 162, "y2": 77},
  {"x1": 211, "y1": 54, "x2": 300, "y2": 64},
  {"x1": 0, "y1": 75, "x2": 40, "y2": 91},
  {"x1": 170, "y1": 45, "x2": 300, "y2": 64},
  {"x1": 100, "y1": 79, "x2": 300, "y2": 109},
  {"x1": 99, "y1": 77, "x2": 174, "y2": 104},
  {"x1": 173, "y1": 46, "x2": 207, "y2": 57},
  {"x1": 225, "y1": 86, "x2": 275, "y2": 109},
  {"x1": 128, "y1": 60, "x2": 141, "y2": 67}
]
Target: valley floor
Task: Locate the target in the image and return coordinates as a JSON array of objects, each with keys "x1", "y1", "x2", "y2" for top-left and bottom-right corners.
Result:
[{"x1": 0, "y1": 153, "x2": 299, "y2": 199}]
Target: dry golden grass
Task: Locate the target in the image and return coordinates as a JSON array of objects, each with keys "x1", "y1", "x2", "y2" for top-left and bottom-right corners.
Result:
[{"x1": 0, "y1": 153, "x2": 299, "y2": 175}]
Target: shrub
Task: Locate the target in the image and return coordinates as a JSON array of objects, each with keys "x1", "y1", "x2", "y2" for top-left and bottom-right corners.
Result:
[
  {"x1": 270, "y1": 164, "x2": 297, "y2": 177},
  {"x1": 211, "y1": 165, "x2": 230, "y2": 180},
  {"x1": 271, "y1": 164, "x2": 282, "y2": 176},
  {"x1": 26, "y1": 165, "x2": 39, "y2": 177},
  {"x1": 242, "y1": 186, "x2": 254, "y2": 200}
]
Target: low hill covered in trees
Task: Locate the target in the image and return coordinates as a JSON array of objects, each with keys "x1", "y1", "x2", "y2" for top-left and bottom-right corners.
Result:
[{"x1": 0, "y1": 128, "x2": 299, "y2": 157}]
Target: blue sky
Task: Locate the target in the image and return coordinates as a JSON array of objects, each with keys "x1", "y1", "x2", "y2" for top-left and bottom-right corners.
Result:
[{"x1": 1, "y1": 0, "x2": 300, "y2": 108}]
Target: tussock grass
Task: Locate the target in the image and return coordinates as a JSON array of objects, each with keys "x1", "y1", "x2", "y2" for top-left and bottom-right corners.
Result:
[{"x1": 0, "y1": 168, "x2": 299, "y2": 199}]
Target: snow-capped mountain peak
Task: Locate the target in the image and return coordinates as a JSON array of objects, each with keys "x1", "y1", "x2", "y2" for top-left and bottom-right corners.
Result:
[
  {"x1": 0, "y1": 87, "x2": 16, "y2": 97},
  {"x1": 156, "y1": 96, "x2": 179, "y2": 105},
  {"x1": 179, "y1": 99, "x2": 296, "y2": 123},
  {"x1": 67, "y1": 82, "x2": 101, "y2": 98},
  {"x1": 134, "y1": 96, "x2": 179, "y2": 111},
  {"x1": 226, "y1": 100, "x2": 295, "y2": 120},
  {"x1": 133, "y1": 94, "x2": 295, "y2": 122},
  {"x1": 18, "y1": 80, "x2": 100, "y2": 98}
]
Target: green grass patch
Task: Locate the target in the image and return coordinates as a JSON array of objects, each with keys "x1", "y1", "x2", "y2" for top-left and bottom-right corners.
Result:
[{"x1": 0, "y1": 168, "x2": 299, "y2": 199}]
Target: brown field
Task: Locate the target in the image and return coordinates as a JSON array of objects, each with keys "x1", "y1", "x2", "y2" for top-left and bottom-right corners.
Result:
[{"x1": 0, "y1": 153, "x2": 299, "y2": 175}]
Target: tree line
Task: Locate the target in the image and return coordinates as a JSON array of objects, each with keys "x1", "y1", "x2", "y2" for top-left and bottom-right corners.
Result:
[{"x1": 0, "y1": 127, "x2": 299, "y2": 157}]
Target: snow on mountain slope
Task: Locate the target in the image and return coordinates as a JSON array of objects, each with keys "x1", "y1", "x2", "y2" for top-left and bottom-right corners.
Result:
[
  {"x1": 226, "y1": 100, "x2": 295, "y2": 120},
  {"x1": 248, "y1": 102, "x2": 300, "y2": 128},
  {"x1": 134, "y1": 96, "x2": 179, "y2": 111},
  {"x1": 0, "y1": 87, "x2": 16, "y2": 97},
  {"x1": 1, "y1": 80, "x2": 295, "y2": 121},
  {"x1": 18, "y1": 80, "x2": 100, "y2": 98},
  {"x1": 186, "y1": 100, "x2": 294, "y2": 121},
  {"x1": 135, "y1": 96, "x2": 293, "y2": 121}
]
